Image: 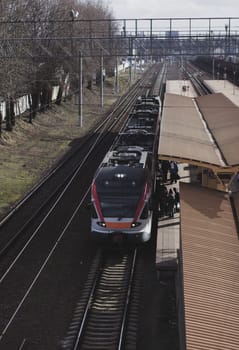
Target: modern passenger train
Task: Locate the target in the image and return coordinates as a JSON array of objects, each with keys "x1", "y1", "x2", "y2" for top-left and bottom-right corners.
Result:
[{"x1": 90, "y1": 95, "x2": 161, "y2": 243}]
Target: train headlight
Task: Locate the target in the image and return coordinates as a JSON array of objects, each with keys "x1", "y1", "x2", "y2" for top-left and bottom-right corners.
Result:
[
  {"x1": 97, "y1": 221, "x2": 106, "y2": 227},
  {"x1": 131, "y1": 222, "x2": 141, "y2": 228}
]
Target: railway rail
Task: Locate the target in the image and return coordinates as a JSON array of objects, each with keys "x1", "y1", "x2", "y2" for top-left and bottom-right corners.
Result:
[
  {"x1": 0, "y1": 63, "x2": 164, "y2": 349},
  {"x1": 62, "y1": 247, "x2": 144, "y2": 350},
  {"x1": 0, "y1": 64, "x2": 162, "y2": 255},
  {"x1": 184, "y1": 62, "x2": 213, "y2": 95},
  {"x1": 2, "y1": 58, "x2": 232, "y2": 350}
]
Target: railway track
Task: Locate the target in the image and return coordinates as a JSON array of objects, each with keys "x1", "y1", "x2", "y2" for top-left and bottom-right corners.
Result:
[
  {"x1": 0, "y1": 66, "x2": 162, "y2": 257},
  {"x1": 62, "y1": 247, "x2": 143, "y2": 350},
  {"x1": 183, "y1": 62, "x2": 212, "y2": 95},
  {"x1": 0, "y1": 64, "x2": 164, "y2": 349},
  {"x1": 1, "y1": 65, "x2": 163, "y2": 228}
]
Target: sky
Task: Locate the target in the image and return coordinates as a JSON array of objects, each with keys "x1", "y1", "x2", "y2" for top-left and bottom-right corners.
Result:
[{"x1": 108, "y1": 0, "x2": 238, "y2": 20}]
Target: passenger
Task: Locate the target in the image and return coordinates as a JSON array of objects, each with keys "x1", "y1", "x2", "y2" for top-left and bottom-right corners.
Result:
[
  {"x1": 158, "y1": 185, "x2": 168, "y2": 217},
  {"x1": 173, "y1": 187, "x2": 180, "y2": 212},
  {"x1": 167, "y1": 189, "x2": 175, "y2": 218},
  {"x1": 156, "y1": 160, "x2": 163, "y2": 182},
  {"x1": 170, "y1": 161, "x2": 179, "y2": 184},
  {"x1": 161, "y1": 160, "x2": 171, "y2": 183}
]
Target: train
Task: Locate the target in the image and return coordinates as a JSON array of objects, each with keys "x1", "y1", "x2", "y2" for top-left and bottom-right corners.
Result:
[{"x1": 90, "y1": 95, "x2": 161, "y2": 243}]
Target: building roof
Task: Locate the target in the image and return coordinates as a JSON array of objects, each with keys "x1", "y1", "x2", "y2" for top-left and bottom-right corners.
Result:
[
  {"x1": 180, "y1": 182, "x2": 239, "y2": 350},
  {"x1": 158, "y1": 93, "x2": 239, "y2": 172}
]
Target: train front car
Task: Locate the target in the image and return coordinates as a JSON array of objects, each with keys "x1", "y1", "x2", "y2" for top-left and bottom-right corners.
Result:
[
  {"x1": 91, "y1": 148, "x2": 153, "y2": 243},
  {"x1": 90, "y1": 95, "x2": 161, "y2": 244}
]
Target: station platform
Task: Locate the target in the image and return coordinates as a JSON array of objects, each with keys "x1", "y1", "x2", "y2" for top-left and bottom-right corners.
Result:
[
  {"x1": 155, "y1": 163, "x2": 199, "y2": 268},
  {"x1": 165, "y1": 79, "x2": 197, "y2": 97},
  {"x1": 156, "y1": 80, "x2": 239, "y2": 270},
  {"x1": 155, "y1": 77, "x2": 239, "y2": 349},
  {"x1": 204, "y1": 79, "x2": 239, "y2": 106},
  {"x1": 156, "y1": 79, "x2": 204, "y2": 268},
  {"x1": 166, "y1": 79, "x2": 239, "y2": 105}
]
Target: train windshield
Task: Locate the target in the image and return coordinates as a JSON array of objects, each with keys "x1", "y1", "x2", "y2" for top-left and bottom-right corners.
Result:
[
  {"x1": 99, "y1": 195, "x2": 140, "y2": 218},
  {"x1": 95, "y1": 166, "x2": 148, "y2": 218}
]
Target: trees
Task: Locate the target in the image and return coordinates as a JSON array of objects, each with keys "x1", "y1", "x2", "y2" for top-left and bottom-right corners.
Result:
[{"x1": 0, "y1": 0, "x2": 118, "y2": 130}]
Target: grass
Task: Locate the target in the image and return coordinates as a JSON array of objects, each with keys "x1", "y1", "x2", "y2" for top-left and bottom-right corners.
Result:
[
  {"x1": 0, "y1": 72, "x2": 135, "y2": 218},
  {"x1": 0, "y1": 163, "x2": 33, "y2": 212}
]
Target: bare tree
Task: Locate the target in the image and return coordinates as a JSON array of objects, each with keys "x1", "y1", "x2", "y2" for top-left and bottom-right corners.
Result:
[{"x1": 0, "y1": 0, "x2": 118, "y2": 128}]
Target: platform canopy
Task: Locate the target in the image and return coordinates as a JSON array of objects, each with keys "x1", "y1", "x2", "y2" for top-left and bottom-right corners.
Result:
[
  {"x1": 180, "y1": 182, "x2": 239, "y2": 350},
  {"x1": 158, "y1": 92, "x2": 239, "y2": 173}
]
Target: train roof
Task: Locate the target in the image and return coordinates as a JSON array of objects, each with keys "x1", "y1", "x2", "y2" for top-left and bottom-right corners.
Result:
[
  {"x1": 125, "y1": 129, "x2": 153, "y2": 135},
  {"x1": 128, "y1": 111, "x2": 157, "y2": 120},
  {"x1": 95, "y1": 165, "x2": 148, "y2": 193},
  {"x1": 135, "y1": 106, "x2": 159, "y2": 113},
  {"x1": 127, "y1": 113, "x2": 157, "y2": 126},
  {"x1": 136, "y1": 95, "x2": 161, "y2": 106},
  {"x1": 101, "y1": 146, "x2": 149, "y2": 168},
  {"x1": 117, "y1": 130, "x2": 155, "y2": 151}
]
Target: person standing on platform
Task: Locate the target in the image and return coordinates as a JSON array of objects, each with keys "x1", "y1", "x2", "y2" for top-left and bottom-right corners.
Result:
[
  {"x1": 161, "y1": 160, "x2": 171, "y2": 183},
  {"x1": 158, "y1": 184, "x2": 168, "y2": 217},
  {"x1": 170, "y1": 161, "x2": 179, "y2": 184},
  {"x1": 173, "y1": 187, "x2": 180, "y2": 212},
  {"x1": 167, "y1": 189, "x2": 175, "y2": 218}
]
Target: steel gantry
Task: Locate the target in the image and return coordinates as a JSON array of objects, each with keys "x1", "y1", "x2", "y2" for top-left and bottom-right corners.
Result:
[
  {"x1": 0, "y1": 17, "x2": 239, "y2": 59},
  {"x1": 0, "y1": 17, "x2": 239, "y2": 128}
]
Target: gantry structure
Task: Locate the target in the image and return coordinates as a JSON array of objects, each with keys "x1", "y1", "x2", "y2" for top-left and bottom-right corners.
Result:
[{"x1": 0, "y1": 17, "x2": 239, "y2": 59}]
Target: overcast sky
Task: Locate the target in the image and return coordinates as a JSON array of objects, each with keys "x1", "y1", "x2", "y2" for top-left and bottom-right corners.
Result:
[{"x1": 108, "y1": 0, "x2": 238, "y2": 19}]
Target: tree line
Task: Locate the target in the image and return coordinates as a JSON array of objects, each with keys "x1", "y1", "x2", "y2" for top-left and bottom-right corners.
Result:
[{"x1": 0, "y1": 0, "x2": 118, "y2": 133}]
